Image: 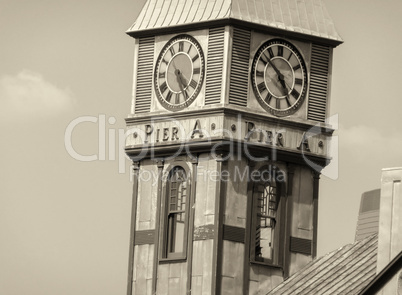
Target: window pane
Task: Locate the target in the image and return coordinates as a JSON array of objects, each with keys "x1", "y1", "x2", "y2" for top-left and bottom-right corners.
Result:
[
  {"x1": 259, "y1": 226, "x2": 273, "y2": 259},
  {"x1": 166, "y1": 167, "x2": 187, "y2": 256},
  {"x1": 255, "y1": 180, "x2": 277, "y2": 261},
  {"x1": 168, "y1": 213, "x2": 185, "y2": 253}
]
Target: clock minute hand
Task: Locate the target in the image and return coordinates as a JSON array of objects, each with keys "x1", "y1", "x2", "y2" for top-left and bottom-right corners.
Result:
[
  {"x1": 265, "y1": 56, "x2": 287, "y2": 88},
  {"x1": 265, "y1": 56, "x2": 286, "y2": 89},
  {"x1": 265, "y1": 56, "x2": 282, "y2": 76},
  {"x1": 178, "y1": 71, "x2": 188, "y2": 88}
]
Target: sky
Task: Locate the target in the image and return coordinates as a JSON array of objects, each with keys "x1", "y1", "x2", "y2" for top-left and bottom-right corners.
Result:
[{"x1": 1, "y1": 0, "x2": 402, "y2": 294}]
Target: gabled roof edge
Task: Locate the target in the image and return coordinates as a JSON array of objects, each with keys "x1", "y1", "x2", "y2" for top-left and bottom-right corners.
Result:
[
  {"x1": 126, "y1": 17, "x2": 343, "y2": 47},
  {"x1": 358, "y1": 251, "x2": 402, "y2": 295}
]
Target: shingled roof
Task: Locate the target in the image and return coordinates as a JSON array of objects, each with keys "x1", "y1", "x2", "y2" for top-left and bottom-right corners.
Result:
[
  {"x1": 267, "y1": 234, "x2": 378, "y2": 295},
  {"x1": 128, "y1": 0, "x2": 342, "y2": 44}
]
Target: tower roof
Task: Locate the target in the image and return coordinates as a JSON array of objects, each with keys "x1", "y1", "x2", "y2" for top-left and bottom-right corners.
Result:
[
  {"x1": 267, "y1": 234, "x2": 378, "y2": 295},
  {"x1": 127, "y1": 0, "x2": 342, "y2": 45}
]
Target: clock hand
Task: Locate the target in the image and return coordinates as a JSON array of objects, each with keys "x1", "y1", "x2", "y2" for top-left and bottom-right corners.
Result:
[
  {"x1": 278, "y1": 75, "x2": 288, "y2": 94},
  {"x1": 265, "y1": 56, "x2": 289, "y2": 91},
  {"x1": 178, "y1": 76, "x2": 186, "y2": 92},
  {"x1": 175, "y1": 70, "x2": 189, "y2": 99},
  {"x1": 178, "y1": 71, "x2": 188, "y2": 88},
  {"x1": 265, "y1": 56, "x2": 282, "y2": 78}
]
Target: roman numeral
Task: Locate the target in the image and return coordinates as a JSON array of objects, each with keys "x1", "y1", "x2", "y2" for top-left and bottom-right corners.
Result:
[
  {"x1": 276, "y1": 98, "x2": 281, "y2": 109},
  {"x1": 166, "y1": 90, "x2": 173, "y2": 102},
  {"x1": 268, "y1": 47, "x2": 274, "y2": 59},
  {"x1": 257, "y1": 82, "x2": 267, "y2": 93},
  {"x1": 265, "y1": 93, "x2": 273, "y2": 103},
  {"x1": 278, "y1": 46, "x2": 283, "y2": 57},
  {"x1": 189, "y1": 79, "x2": 197, "y2": 89},
  {"x1": 160, "y1": 82, "x2": 168, "y2": 93},
  {"x1": 179, "y1": 41, "x2": 184, "y2": 52},
  {"x1": 159, "y1": 72, "x2": 166, "y2": 79},
  {"x1": 175, "y1": 93, "x2": 180, "y2": 104},
  {"x1": 169, "y1": 47, "x2": 175, "y2": 56},
  {"x1": 162, "y1": 58, "x2": 168, "y2": 65},
  {"x1": 295, "y1": 78, "x2": 303, "y2": 85},
  {"x1": 285, "y1": 95, "x2": 291, "y2": 107},
  {"x1": 287, "y1": 52, "x2": 293, "y2": 61},
  {"x1": 293, "y1": 64, "x2": 301, "y2": 71},
  {"x1": 291, "y1": 88, "x2": 300, "y2": 98},
  {"x1": 261, "y1": 52, "x2": 270, "y2": 65},
  {"x1": 256, "y1": 70, "x2": 264, "y2": 77},
  {"x1": 183, "y1": 89, "x2": 189, "y2": 100},
  {"x1": 187, "y1": 44, "x2": 193, "y2": 54},
  {"x1": 192, "y1": 54, "x2": 199, "y2": 62},
  {"x1": 193, "y1": 67, "x2": 200, "y2": 75}
]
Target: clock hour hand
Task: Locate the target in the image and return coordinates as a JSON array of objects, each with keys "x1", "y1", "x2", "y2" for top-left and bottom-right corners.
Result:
[
  {"x1": 278, "y1": 75, "x2": 288, "y2": 94},
  {"x1": 174, "y1": 69, "x2": 188, "y2": 96}
]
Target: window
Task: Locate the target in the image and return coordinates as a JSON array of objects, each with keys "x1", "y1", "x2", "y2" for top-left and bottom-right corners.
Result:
[
  {"x1": 251, "y1": 166, "x2": 284, "y2": 266},
  {"x1": 162, "y1": 166, "x2": 189, "y2": 259}
]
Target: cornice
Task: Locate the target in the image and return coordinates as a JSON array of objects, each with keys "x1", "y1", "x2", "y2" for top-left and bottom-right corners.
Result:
[
  {"x1": 125, "y1": 138, "x2": 331, "y2": 168},
  {"x1": 127, "y1": 18, "x2": 343, "y2": 48},
  {"x1": 125, "y1": 106, "x2": 335, "y2": 136}
]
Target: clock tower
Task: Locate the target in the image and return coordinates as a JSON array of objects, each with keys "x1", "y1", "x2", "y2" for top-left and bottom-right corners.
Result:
[{"x1": 125, "y1": 1, "x2": 342, "y2": 294}]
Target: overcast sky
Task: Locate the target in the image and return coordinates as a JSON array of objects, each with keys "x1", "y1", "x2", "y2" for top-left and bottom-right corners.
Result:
[{"x1": 1, "y1": 0, "x2": 402, "y2": 294}]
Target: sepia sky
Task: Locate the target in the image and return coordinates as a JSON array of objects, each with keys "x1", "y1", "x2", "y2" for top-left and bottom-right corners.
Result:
[{"x1": 1, "y1": 0, "x2": 402, "y2": 294}]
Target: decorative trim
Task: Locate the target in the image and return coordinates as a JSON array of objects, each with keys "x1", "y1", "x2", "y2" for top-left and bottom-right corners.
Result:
[
  {"x1": 205, "y1": 27, "x2": 225, "y2": 105},
  {"x1": 289, "y1": 236, "x2": 312, "y2": 255},
  {"x1": 284, "y1": 163, "x2": 295, "y2": 278},
  {"x1": 127, "y1": 162, "x2": 140, "y2": 295},
  {"x1": 308, "y1": 44, "x2": 331, "y2": 123},
  {"x1": 125, "y1": 139, "x2": 332, "y2": 168},
  {"x1": 193, "y1": 224, "x2": 215, "y2": 240},
  {"x1": 312, "y1": 171, "x2": 320, "y2": 258},
  {"x1": 152, "y1": 160, "x2": 164, "y2": 294},
  {"x1": 186, "y1": 158, "x2": 198, "y2": 294},
  {"x1": 243, "y1": 160, "x2": 254, "y2": 294},
  {"x1": 212, "y1": 159, "x2": 228, "y2": 294},
  {"x1": 229, "y1": 27, "x2": 251, "y2": 107},
  {"x1": 222, "y1": 224, "x2": 245, "y2": 243},
  {"x1": 135, "y1": 37, "x2": 154, "y2": 114},
  {"x1": 134, "y1": 230, "x2": 155, "y2": 245},
  {"x1": 156, "y1": 159, "x2": 164, "y2": 168}
]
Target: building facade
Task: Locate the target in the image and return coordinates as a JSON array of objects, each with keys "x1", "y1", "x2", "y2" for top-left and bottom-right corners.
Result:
[
  {"x1": 124, "y1": 0, "x2": 342, "y2": 294},
  {"x1": 355, "y1": 189, "x2": 380, "y2": 241}
]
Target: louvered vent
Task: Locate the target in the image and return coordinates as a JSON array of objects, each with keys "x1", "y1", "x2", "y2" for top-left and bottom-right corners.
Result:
[
  {"x1": 135, "y1": 37, "x2": 154, "y2": 114},
  {"x1": 205, "y1": 27, "x2": 225, "y2": 105},
  {"x1": 229, "y1": 28, "x2": 251, "y2": 107},
  {"x1": 308, "y1": 44, "x2": 331, "y2": 122}
]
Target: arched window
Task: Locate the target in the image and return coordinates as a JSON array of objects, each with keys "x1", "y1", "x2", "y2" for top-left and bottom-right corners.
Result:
[
  {"x1": 251, "y1": 166, "x2": 285, "y2": 265},
  {"x1": 162, "y1": 166, "x2": 189, "y2": 259}
]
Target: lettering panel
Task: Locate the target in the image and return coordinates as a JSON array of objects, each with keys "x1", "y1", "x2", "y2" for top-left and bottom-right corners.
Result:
[{"x1": 126, "y1": 114, "x2": 330, "y2": 157}]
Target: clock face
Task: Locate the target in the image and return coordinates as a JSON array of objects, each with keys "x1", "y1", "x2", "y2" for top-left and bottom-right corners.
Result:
[
  {"x1": 251, "y1": 39, "x2": 308, "y2": 117},
  {"x1": 154, "y1": 34, "x2": 205, "y2": 111}
]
